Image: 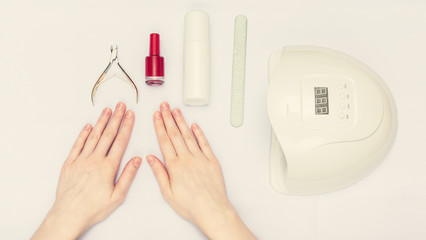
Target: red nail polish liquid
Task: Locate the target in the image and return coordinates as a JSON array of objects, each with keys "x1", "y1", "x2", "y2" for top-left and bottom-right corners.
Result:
[{"x1": 145, "y1": 33, "x2": 164, "y2": 86}]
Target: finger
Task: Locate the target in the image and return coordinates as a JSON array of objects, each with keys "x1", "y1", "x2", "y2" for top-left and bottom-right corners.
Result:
[
  {"x1": 171, "y1": 108, "x2": 200, "y2": 154},
  {"x1": 153, "y1": 111, "x2": 177, "y2": 160},
  {"x1": 146, "y1": 155, "x2": 172, "y2": 199},
  {"x1": 66, "y1": 123, "x2": 92, "y2": 163},
  {"x1": 108, "y1": 110, "x2": 135, "y2": 161},
  {"x1": 160, "y1": 102, "x2": 188, "y2": 155},
  {"x1": 112, "y1": 157, "x2": 142, "y2": 204},
  {"x1": 95, "y1": 102, "x2": 126, "y2": 156},
  {"x1": 191, "y1": 123, "x2": 216, "y2": 160},
  {"x1": 81, "y1": 107, "x2": 112, "y2": 155}
]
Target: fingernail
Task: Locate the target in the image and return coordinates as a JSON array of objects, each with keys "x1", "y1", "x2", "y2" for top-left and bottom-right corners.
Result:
[
  {"x1": 172, "y1": 108, "x2": 182, "y2": 117},
  {"x1": 147, "y1": 156, "x2": 154, "y2": 166},
  {"x1": 116, "y1": 102, "x2": 124, "y2": 111},
  {"x1": 102, "y1": 108, "x2": 110, "y2": 115},
  {"x1": 154, "y1": 111, "x2": 162, "y2": 120},
  {"x1": 133, "y1": 157, "x2": 142, "y2": 169},
  {"x1": 83, "y1": 123, "x2": 91, "y2": 131},
  {"x1": 126, "y1": 110, "x2": 134, "y2": 119},
  {"x1": 193, "y1": 123, "x2": 200, "y2": 130},
  {"x1": 161, "y1": 102, "x2": 170, "y2": 111}
]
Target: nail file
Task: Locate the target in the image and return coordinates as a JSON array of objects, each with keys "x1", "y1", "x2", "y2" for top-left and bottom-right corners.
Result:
[{"x1": 230, "y1": 15, "x2": 247, "y2": 128}]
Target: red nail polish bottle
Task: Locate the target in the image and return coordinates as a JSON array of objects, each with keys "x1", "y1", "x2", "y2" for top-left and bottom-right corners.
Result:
[{"x1": 145, "y1": 33, "x2": 164, "y2": 86}]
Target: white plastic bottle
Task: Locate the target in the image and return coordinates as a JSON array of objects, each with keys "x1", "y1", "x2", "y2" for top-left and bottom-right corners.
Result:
[{"x1": 183, "y1": 10, "x2": 211, "y2": 106}]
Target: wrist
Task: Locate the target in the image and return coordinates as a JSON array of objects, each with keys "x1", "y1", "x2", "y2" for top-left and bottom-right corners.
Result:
[
  {"x1": 31, "y1": 205, "x2": 88, "y2": 240},
  {"x1": 197, "y1": 204, "x2": 256, "y2": 240}
]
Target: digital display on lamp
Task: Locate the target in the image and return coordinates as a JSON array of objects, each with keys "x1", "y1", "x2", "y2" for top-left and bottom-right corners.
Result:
[{"x1": 315, "y1": 87, "x2": 329, "y2": 115}]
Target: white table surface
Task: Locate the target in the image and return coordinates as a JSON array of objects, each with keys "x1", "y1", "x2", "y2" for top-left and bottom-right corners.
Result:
[{"x1": 1, "y1": 0, "x2": 426, "y2": 239}]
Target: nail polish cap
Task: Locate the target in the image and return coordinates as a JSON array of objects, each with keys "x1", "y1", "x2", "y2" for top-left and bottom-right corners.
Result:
[{"x1": 150, "y1": 33, "x2": 160, "y2": 56}]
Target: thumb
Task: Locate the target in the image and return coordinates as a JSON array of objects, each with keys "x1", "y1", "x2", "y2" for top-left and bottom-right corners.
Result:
[
  {"x1": 147, "y1": 155, "x2": 172, "y2": 199},
  {"x1": 113, "y1": 157, "x2": 142, "y2": 203}
]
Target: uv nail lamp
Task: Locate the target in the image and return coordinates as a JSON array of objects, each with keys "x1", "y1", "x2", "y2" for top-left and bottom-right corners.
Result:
[{"x1": 267, "y1": 46, "x2": 397, "y2": 195}]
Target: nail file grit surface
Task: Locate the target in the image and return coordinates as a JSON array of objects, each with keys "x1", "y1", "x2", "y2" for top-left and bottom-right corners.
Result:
[{"x1": 230, "y1": 15, "x2": 248, "y2": 128}]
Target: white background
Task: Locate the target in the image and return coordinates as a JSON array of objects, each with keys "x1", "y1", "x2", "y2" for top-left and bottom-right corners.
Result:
[{"x1": 1, "y1": 0, "x2": 426, "y2": 239}]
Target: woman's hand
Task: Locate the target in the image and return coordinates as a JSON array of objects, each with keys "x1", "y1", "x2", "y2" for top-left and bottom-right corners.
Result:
[
  {"x1": 147, "y1": 102, "x2": 256, "y2": 240},
  {"x1": 32, "y1": 102, "x2": 141, "y2": 240}
]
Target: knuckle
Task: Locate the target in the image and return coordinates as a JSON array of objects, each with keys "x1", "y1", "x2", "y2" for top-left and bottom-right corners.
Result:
[
  {"x1": 71, "y1": 142, "x2": 82, "y2": 150},
  {"x1": 119, "y1": 122, "x2": 133, "y2": 132},
  {"x1": 154, "y1": 115, "x2": 164, "y2": 124},
  {"x1": 123, "y1": 114, "x2": 134, "y2": 123},
  {"x1": 102, "y1": 130, "x2": 115, "y2": 139},
  {"x1": 114, "y1": 193, "x2": 126, "y2": 204},
  {"x1": 180, "y1": 152, "x2": 192, "y2": 161},
  {"x1": 166, "y1": 155, "x2": 178, "y2": 163},
  {"x1": 77, "y1": 134, "x2": 86, "y2": 141},
  {"x1": 168, "y1": 129, "x2": 181, "y2": 139},
  {"x1": 164, "y1": 160, "x2": 175, "y2": 170},
  {"x1": 183, "y1": 132, "x2": 194, "y2": 141},
  {"x1": 201, "y1": 141, "x2": 210, "y2": 149},
  {"x1": 121, "y1": 120, "x2": 132, "y2": 128},
  {"x1": 89, "y1": 133, "x2": 100, "y2": 140},
  {"x1": 154, "y1": 119, "x2": 163, "y2": 127},
  {"x1": 112, "y1": 138, "x2": 125, "y2": 149}
]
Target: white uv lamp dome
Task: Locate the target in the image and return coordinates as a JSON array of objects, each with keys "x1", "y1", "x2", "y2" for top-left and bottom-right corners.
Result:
[{"x1": 267, "y1": 46, "x2": 397, "y2": 195}]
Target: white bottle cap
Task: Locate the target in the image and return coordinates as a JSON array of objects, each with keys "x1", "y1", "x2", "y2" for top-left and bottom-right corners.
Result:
[{"x1": 183, "y1": 10, "x2": 211, "y2": 106}]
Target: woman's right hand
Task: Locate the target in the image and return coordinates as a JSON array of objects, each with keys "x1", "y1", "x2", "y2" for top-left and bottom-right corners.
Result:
[{"x1": 147, "y1": 102, "x2": 256, "y2": 240}]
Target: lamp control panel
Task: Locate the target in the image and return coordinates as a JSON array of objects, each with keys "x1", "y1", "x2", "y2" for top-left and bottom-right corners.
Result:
[{"x1": 302, "y1": 77, "x2": 356, "y2": 127}]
